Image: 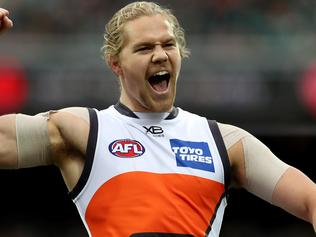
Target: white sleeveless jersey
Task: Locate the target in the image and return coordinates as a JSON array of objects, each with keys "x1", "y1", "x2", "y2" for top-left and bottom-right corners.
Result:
[{"x1": 70, "y1": 104, "x2": 230, "y2": 237}]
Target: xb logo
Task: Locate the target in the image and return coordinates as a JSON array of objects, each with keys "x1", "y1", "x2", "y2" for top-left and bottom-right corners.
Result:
[{"x1": 143, "y1": 126, "x2": 164, "y2": 136}]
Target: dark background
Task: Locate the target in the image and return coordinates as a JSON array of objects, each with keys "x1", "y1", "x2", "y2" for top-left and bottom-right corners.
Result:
[{"x1": 0, "y1": 0, "x2": 316, "y2": 236}]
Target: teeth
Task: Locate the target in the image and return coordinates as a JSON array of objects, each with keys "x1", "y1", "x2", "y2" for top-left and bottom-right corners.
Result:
[{"x1": 153, "y1": 71, "x2": 168, "y2": 76}]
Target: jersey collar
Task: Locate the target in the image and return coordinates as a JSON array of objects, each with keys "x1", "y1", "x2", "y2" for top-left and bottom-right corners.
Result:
[{"x1": 114, "y1": 102, "x2": 179, "y2": 120}]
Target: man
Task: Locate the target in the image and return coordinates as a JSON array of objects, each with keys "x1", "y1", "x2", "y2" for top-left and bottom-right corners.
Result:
[{"x1": 0, "y1": 2, "x2": 315, "y2": 237}]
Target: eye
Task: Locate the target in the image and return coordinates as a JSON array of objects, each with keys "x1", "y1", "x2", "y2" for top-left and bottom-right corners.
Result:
[
  {"x1": 136, "y1": 46, "x2": 152, "y2": 53},
  {"x1": 138, "y1": 47, "x2": 149, "y2": 51},
  {"x1": 164, "y1": 42, "x2": 176, "y2": 49}
]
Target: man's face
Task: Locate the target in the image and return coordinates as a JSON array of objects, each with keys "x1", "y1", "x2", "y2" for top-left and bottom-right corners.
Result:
[{"x1": 111, "y1": 14, "x2": 182, "y2": 112}]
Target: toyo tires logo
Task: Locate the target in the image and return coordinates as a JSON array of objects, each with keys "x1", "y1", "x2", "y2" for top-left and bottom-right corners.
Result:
[
  {"x1": 109, "y1": 139, "x2": 145, "y2": 158},
  {"x1": 170, "y1": 139, "x2": 215, "y2": 172}
]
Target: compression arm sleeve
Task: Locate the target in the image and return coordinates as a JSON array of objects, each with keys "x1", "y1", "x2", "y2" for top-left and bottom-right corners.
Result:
[
  {"x1": 16, "y1": 112, "x2": 52, "y2": 168},
  {"x1": 218, "y1": 122, "x2": 290, "y2": 203},
  {"x1": 15, "y1": 107, "x2": 89, "y2": 168}
]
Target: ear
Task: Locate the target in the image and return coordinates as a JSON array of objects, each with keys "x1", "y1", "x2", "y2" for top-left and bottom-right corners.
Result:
[{"x1": 108, "y1": 55, "x2": 123, "y2": 77}]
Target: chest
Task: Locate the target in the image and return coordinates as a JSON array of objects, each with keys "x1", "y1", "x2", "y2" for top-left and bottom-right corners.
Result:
[{"x1": 92, "y1": 116, "x2": 225, "y2": 185}]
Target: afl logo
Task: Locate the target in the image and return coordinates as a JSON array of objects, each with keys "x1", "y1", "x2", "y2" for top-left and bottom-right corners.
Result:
[{"x1": 109, "y1": 139, "x2": 145, "y2": 158}]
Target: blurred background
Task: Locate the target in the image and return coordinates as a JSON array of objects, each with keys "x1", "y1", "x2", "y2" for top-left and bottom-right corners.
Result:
[{"x1": 0, "y1": 0, "x2": 315, "y2": 236}]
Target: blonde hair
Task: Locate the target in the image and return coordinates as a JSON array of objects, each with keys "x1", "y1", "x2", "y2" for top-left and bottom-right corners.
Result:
[{"x1": 102, "y1": 1, "x2": 190, "y2": 66}]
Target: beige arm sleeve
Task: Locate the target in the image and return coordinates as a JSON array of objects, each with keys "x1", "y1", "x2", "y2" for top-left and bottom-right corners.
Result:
[
  {"x1": 16, "y1": 113, "x2": 52, "y2": 168},
  {"x1": 16, "y1": 107, "x2": 89, "y2": 168},
  {"x1": 218, "y1": 123, "x2": 290, "y2": 203}
]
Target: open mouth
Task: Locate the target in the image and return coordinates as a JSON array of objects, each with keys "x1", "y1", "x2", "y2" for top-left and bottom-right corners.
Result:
[{"x1": 148, "y1": 71, "x2": 171, "y2": 93}]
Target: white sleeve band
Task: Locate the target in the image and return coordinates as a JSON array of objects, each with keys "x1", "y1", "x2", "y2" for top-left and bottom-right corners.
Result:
[
  {"x1": 218, "y1": 122, "x2": 290, "y2": 203},
  {"x1": 15, "y1": 107, "x2": 89, "y2": 169},
  {"x1": 16, "y1": 113, "x2": 52, "y2": 168}
]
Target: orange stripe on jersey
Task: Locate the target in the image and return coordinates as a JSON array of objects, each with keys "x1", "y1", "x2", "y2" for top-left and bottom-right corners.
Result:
[{"x1": 85, "y1": 172, "x2": 225, "y2": 237}]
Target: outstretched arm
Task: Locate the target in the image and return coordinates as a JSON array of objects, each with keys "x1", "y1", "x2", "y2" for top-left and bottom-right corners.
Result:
[
  {"x1": 220, "y1": 123, "x2": 316, "y2": 232},
  {"x1": 0, "y1": 113, "x2": 55, "y2": 169},
  {"x1": 0, "y1": 108, "x2": 90, "y2": 191},
  {"x1": 0, "y1": 8, "x2": 13, "y2": 33}
]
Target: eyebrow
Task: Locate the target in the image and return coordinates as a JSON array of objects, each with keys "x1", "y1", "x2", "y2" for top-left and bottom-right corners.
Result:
[{"x1": 133, "y1": 37, "x2": 176, "y2": 49}]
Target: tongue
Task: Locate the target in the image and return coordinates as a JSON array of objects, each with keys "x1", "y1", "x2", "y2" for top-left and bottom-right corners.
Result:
[{"x1": 151, "y1": 80, "x2": 168, "y2": 92}]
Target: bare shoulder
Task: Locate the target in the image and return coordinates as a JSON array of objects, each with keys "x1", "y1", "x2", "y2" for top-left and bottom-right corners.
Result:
[
  {"x1": 47, "y1": 108, "x2": 90, "y2": 162},
  {"x1": 59, "y1": 107, "x2": 90, "y2": 123}
]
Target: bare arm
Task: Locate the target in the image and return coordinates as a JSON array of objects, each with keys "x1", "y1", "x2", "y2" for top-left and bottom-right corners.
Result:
[
  {"x1": 272, "y1": 167, "x2": 316, "y2": 232},
  {"x1": 0, "y1": 115, "x2": 18, "y2": 168},
  {"x1": 220, "y1": 123, "x2": 315, "y2": 231},
  {"x1": 0, "y1": 8, "x2": 13, "y2": 33},
  {"x1": 0, "y1": 107, "x2": 89, "y2": 192}
]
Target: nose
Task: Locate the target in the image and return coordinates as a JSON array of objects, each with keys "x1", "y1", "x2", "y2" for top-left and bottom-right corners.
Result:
[{"x1": 151, "y1": 45, "x2": 168, "y2": 63}]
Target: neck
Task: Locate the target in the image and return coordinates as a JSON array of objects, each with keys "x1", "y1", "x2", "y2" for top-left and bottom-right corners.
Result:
[{"x1": 114, "y1": 102, "x2": 179, "y2": 120}]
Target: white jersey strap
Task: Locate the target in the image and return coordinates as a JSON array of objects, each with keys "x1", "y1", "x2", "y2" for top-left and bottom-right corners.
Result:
[
  {"x1": 207, "y1": 120, "x2": 231, "y2": 192},
  {"x1": 69, "y1": 108, "x2": 98, "y2": 199}
]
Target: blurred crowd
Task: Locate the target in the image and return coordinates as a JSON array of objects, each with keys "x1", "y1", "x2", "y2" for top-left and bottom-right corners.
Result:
[
  {"x1": 5, "y1": 0, "x2": 316, "y2": 35},
  {"x1": 1, "y1": 1, "x2": 316, "y2": 237},
  {"x1": 1, "y1": 0, "x2": 316, "y2": 122}
]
